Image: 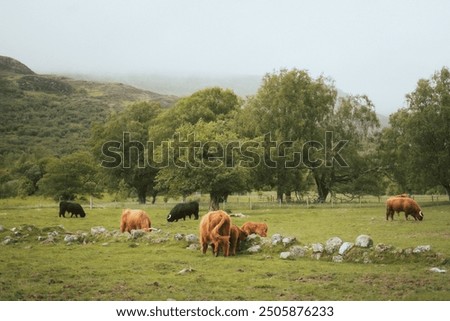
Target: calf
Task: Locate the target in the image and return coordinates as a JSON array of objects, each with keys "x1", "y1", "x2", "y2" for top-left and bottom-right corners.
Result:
[
  {"x1": 229, "y1": 225, "x2": 247, "y2": 256},
  {"x1": 241, "y1": 221, "x2": 268, "y2": 237}
]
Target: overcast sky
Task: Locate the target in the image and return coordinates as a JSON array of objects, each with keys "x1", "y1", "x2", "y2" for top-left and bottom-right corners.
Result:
[{"x1": 1, "y1": 0, "x2": 449, "y2": 115}]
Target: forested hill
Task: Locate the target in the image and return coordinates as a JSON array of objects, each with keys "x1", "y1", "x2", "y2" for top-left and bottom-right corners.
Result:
[{"x1": 0, "y1": 56, "x2": 178, "y2": 156}]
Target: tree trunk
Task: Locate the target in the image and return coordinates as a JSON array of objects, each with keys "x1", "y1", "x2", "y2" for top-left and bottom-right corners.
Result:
[
  {"x1": 137, "y1": 186, "x2": 147, "y2": 204},
  {"x1": 313, "y1": 170, "x2": 329, "y2": 203},
  {"x1": 276, "y1": 188, "x2": 283, "y2": 203},
  {"x1": 443, "y1": 183, "x2": 450, "y2": 201},
  {"x1": 209, "y1": 192, "x2": 221, "y2": 211}
]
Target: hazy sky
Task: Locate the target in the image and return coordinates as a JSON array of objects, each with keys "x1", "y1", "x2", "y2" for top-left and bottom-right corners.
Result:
[{"x1": 1, "y1": 0, "x2": 449, "y2": 115}]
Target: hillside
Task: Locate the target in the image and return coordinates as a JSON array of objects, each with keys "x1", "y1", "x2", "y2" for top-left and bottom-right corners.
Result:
[{"x1": 0, "y1": 56, "x2": 177, "y2": 156}]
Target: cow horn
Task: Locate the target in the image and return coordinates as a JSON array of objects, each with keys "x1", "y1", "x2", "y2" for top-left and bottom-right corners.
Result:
[{"x1": 419, "y1": 211, "x2": 423, "y2": 217}]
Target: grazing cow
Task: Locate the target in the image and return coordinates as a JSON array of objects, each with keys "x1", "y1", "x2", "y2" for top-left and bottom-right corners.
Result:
[
  {"x1": 386, "y1": 196, "x2": 424, "y2": 221},
  {"x1": 167, "y1": 201, "x2": 199, "y2": 222},
  {"x1": 199, "y1": 210, "x2": 231, "y2": 257},
  {"x1": 241, "y1": 222, "x2": 268, "y2": 237},
  {"x1": 229, "y1": 225, "x2": 247, "y2": 256},
  {"x1": 120, "y1": 209, "x2": 152, "y2": 233},
  {"x1": 59, "y1": 201, "x2": 86, "y2": 218}
]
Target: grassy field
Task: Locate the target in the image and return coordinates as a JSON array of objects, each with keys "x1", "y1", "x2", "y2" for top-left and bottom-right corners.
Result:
[{"x1": 0, "y1": 196, "x2": 449, "y2": 301}]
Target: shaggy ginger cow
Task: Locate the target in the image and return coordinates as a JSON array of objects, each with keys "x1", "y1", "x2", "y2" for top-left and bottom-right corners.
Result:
[
  {"x1": 241, "y1": 222, "x2": 268, "y2": 237},
  {"x1": 199, "y1": 210, "x2": 231, "y2": 257},
  {"x1": 120, "y1": 209, "x2": 152, "y2": 233},
  {"x1": 386, "y1": 197, "x2": 424, "y2": 221},
  {"x1": 229, "y1": 225, "x2": 247, "y2": 256}
]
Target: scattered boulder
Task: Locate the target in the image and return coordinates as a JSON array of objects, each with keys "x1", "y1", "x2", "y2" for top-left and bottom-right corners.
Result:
[
  {"x1": 130, "y1": 229, "x2": 145, "y2": 239},
  {"x1": 185, "y1": 234, "x2": 198, "y2": 244},
  {"x1": 289, "y1": 245, "x2": 307, "y2": 258},
  {"x1": 325, "y1": 237, "x2": 343, "y2": 254},
  {"x1": 174, "y1": 233, "x2": 185, "y2": 241},
  {"x1": 355, "y1": 235, "x2": 373, "y2": 248},
  {"x1": 186, "y1": 243, "x2": 199, "y2": 251},
  {"x1": 332, "y1": 255, "x2": 344, "y2": 263},
  {"x1": 64, "y1": 234, "x2": 78, "y2": 243},
  {"x1": 177, "y1": 267, "x2": 195, "y2": 275},
  {"x1": 413, "y1": 245, "x2": 431, "y2": 253},
  {"x1": 2, "y1": 236, "x2": 14, "y2": 245},
  {"x1": 280, "y1": 251, "x2": 292, "y2": 260},
  {"x1": 247, "y1": 245, "x2": 261, "y2": 253},
  {"x1": 282, "y1": 237, "x2": 296, "y2": 246},
  {"x1": 375, "y1": 243, "x2": 392, "y2": 253},
  {"x1": 311, "y1": 243, "x2": 324, "y2": 253},
  {"x1": 91, "y1": 226, "x2": 107, "y2": 235},
  {"x1": 338, "y1": 242, "x2": 354, "y2": 255},
  {"x1": 429, "y1": 267, "x2": 446, "y2": 273},
  {"x1": 0, "y1": 225, "x2": 4, "y2": 232},
  {"x1": 271, "y1": 234, "x2": 283, "y2": 245}
]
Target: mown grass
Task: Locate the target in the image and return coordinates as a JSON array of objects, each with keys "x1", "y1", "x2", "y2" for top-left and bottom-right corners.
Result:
[{"x1": 0, "y1": 197, "x2": 449, "y2": 301}]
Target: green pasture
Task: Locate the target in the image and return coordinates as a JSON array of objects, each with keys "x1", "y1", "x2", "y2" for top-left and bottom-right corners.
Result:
[{"x1": 0, "y1": 196, "x2": 449, "y2": 301}]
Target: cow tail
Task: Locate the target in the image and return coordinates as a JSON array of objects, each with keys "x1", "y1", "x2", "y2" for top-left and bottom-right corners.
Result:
[{"x1": 211, "y1": 214, "x2": 228, "y2": 240}]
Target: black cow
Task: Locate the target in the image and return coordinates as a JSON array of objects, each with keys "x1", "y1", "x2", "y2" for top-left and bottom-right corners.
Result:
[
  {"x1": 167, "y1": 201, "x2": 199, "y2": 222},
  {"x1": 59, "y1": 201, "x2": 86, "y2": 218}
]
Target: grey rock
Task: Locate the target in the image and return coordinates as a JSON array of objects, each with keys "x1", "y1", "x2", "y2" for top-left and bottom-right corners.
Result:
[
  {"x1": 174, "y1": 233, "x2": 185, "y2": 241},
  {"x1": 280, "y1": 251, "x2": 292, "y2": 259},
  {"x1": 282, "y1": 237, "x2": 296, "y2": 246},
  {"x1": 91, "y1": 226, "x2": 107, "y2": 235},
  {"x1": 355, "y1": 235, "x2": 373, "y2": 248},
  {"x1": 185, "y1": 234, "x2": 198, "y2": 244},
  {"x1": 325, "y1": 237, "x2": 343, "y2": 254},
  {"x1": 130, "y1": 229, "x2": 145, "y2": 239},
  {"x1": 429, "y1": 267, "x2": 446, "y2": 273},
  {"x1": 64, "y1": 235, "x2": 78, "y2": 243},
  {"x1": 413, "y1": 245, "x2": 431, "y2": 253},
  {"x1": 332, "y1": 255, "x2": 343, "y2": 263},
  {"x1": 186, "y1": 243, "x2": 199, "y2": 251},
  {"x1": 271, "y1": 233, "x2": 283, "y2": 245},
  {"x1": 289, "y1": 245, "x2": 307, "y2": 257},
  {"x1": 375, "y1": 243, "x2": 392, "y2": 253},
  {"x1": 247, "y1": 245, "x2": 261, "y2": 253},
  {"x1": 338, "y1": 242, "x2": 354, "y2": 255},
  {"x1": 311, "y1": 243, "x2": 324, "y2": 253},
  {"x1": 311, "y1": 252, "x2": 322, "y2": 260},
  {"x1": 2, "y1": 236, "x2": 14, "y2": 245}
]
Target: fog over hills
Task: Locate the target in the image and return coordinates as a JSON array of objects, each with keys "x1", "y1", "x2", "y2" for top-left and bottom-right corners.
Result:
[{"x1": 66, "y1": 72, "x2": 390, "y2": 127}]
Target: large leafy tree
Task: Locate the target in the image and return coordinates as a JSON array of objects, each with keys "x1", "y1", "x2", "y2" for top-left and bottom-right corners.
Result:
[
  {"x1": 92, "y1": 101, "x2": 162, "y2": 204},
  {"x1": 318, "y1": 95, "x2": 381, "y2": 200},
  {"x1": 237, "y1": 69, "x2": 381, "y2": 202},
  {"x1": 237, "y1": 69, "x2": 337, "y2": 201},
  {"x1": 156, "y1": 120, "x2": 250, "y2": 210},
  {"x1": 38, "y1": 151, "x2": 100, "y2": 201},
  {"x1": 152, "y1": 87, "x2": 245, "y2": 209},
  {"x1": 382, "y1": 67, "x2": 450, "y2": 199}
]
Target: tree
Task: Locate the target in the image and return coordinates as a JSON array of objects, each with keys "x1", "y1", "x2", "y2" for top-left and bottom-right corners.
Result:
[
  {"x1": 237, "y1": 69, "x2": 337, "y2": 201},
  {"x1": 155, "y1": 120, "x2": 250, "y2": 210},
  {"x1": 91, "y1": 101, "x2": 162, "y2": 204},
  {"x1": 152, "y1": 87, "x2": 245, "y2": 209},
  {"x1": 313, "y1": 95, "x2": 381, "y2": 201},
  {"x1": 237, "y1": 70, "x2": 381, "y2": 202},
  {"x1": 38, "y1": 151, "x2": 100, "y2": 201},
  {"x1": 382, "y1": 67, "x2": 450, "y2": 199}
]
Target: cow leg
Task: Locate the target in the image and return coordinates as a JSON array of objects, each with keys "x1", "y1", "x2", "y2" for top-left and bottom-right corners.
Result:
[{"x1": 201, "y1": 242, "x2": 208, "y2": 254}]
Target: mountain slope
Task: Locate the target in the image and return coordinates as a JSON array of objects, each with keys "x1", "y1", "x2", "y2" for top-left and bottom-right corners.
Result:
[{"x1": 0, "y1": 56, "x2": 177, "y2": 156}]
